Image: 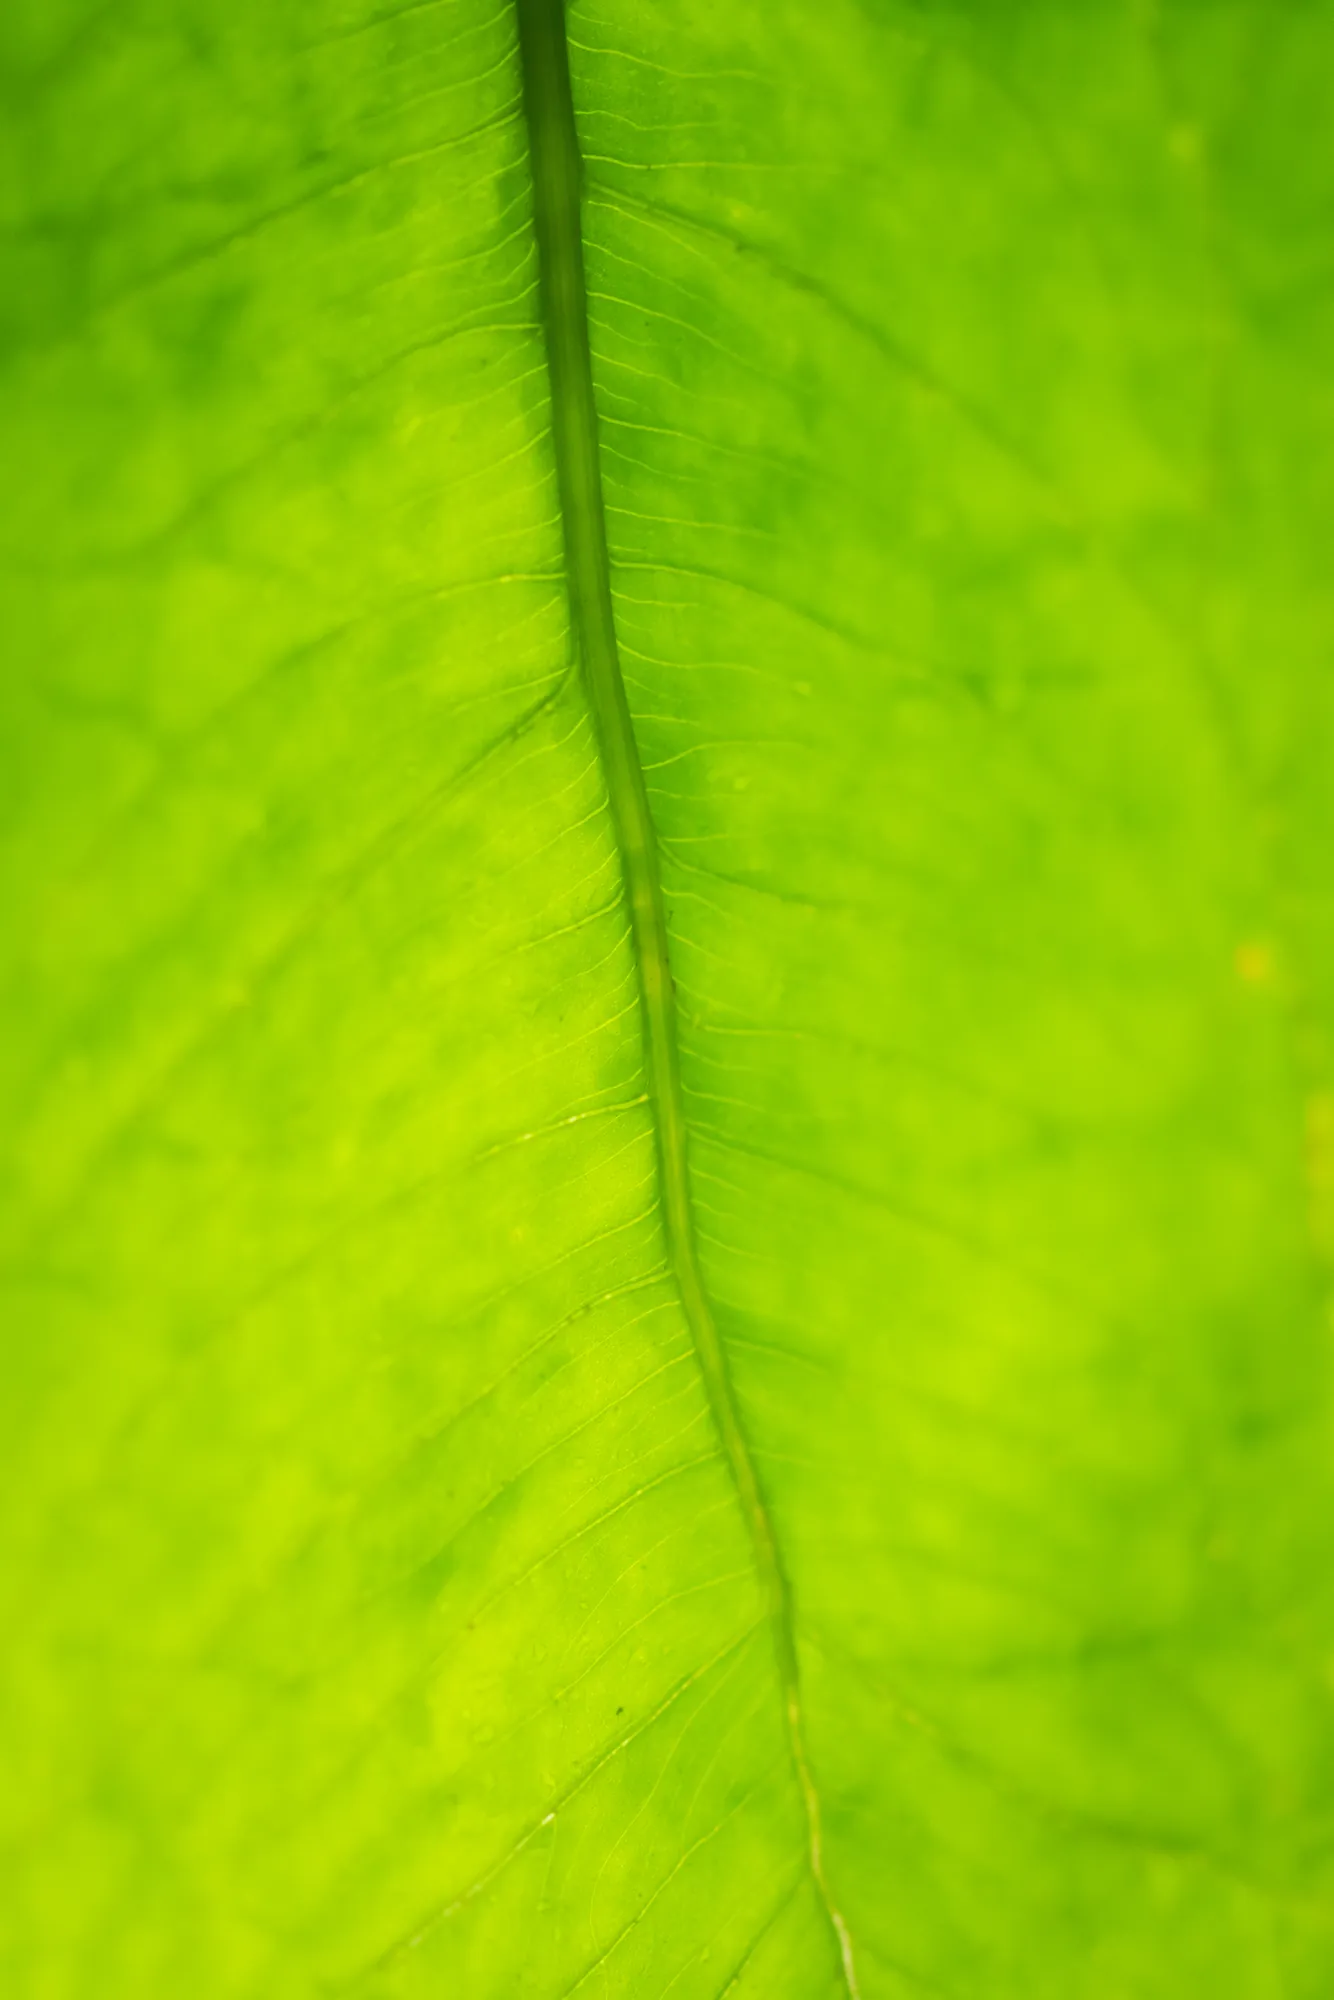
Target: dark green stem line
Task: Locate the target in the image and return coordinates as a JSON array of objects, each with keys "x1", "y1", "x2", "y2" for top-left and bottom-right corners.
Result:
[{"x1": 513, "y1": 3, "x2": 858, "y2": 1991}]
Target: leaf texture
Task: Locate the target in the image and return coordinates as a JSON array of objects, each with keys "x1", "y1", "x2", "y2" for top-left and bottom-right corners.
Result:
[{"x1": 2, "y1": 2, "x2": 1333, "y2": 1996}]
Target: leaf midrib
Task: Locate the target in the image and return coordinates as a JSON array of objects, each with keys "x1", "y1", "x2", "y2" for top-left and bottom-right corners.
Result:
[{"x1": 513, "y1": 0, "x2": 859, "y2": 1988}]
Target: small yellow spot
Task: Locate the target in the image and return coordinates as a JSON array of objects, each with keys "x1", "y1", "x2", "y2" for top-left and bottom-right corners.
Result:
[{"x1": 1234, "y1": 939, "x2": 1274, "y2": 986}]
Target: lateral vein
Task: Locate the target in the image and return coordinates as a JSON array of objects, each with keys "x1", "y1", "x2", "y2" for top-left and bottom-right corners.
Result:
[{"x1": 513, "y1": 3, "x2": 858, "y2": 1992}]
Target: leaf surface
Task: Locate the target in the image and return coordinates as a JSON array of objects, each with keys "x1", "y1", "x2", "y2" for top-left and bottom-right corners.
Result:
[{"x1": 3, "y1": 2, "x2": 1333, "y2": 1995}]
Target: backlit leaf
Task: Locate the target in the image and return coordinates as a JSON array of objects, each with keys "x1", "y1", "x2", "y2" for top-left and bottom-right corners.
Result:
[{"x1": 3, "y1": 2, "x2": 1333, "y2": 1994}]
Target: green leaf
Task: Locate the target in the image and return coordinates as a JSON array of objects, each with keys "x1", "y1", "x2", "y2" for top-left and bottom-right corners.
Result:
[{"x1": 3, "y1": 1, "x2": 1333, "y2": 1995}]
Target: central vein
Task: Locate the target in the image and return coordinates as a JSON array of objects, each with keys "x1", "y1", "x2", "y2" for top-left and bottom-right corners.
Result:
[{"x1": 513, "y1": 3, "x2": 857, "y2": 1990}]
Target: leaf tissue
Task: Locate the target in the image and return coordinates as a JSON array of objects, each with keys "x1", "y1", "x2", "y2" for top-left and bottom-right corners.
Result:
[{"x1": 2, "y1": 2, "x2": 1333, "y2": 1996}]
